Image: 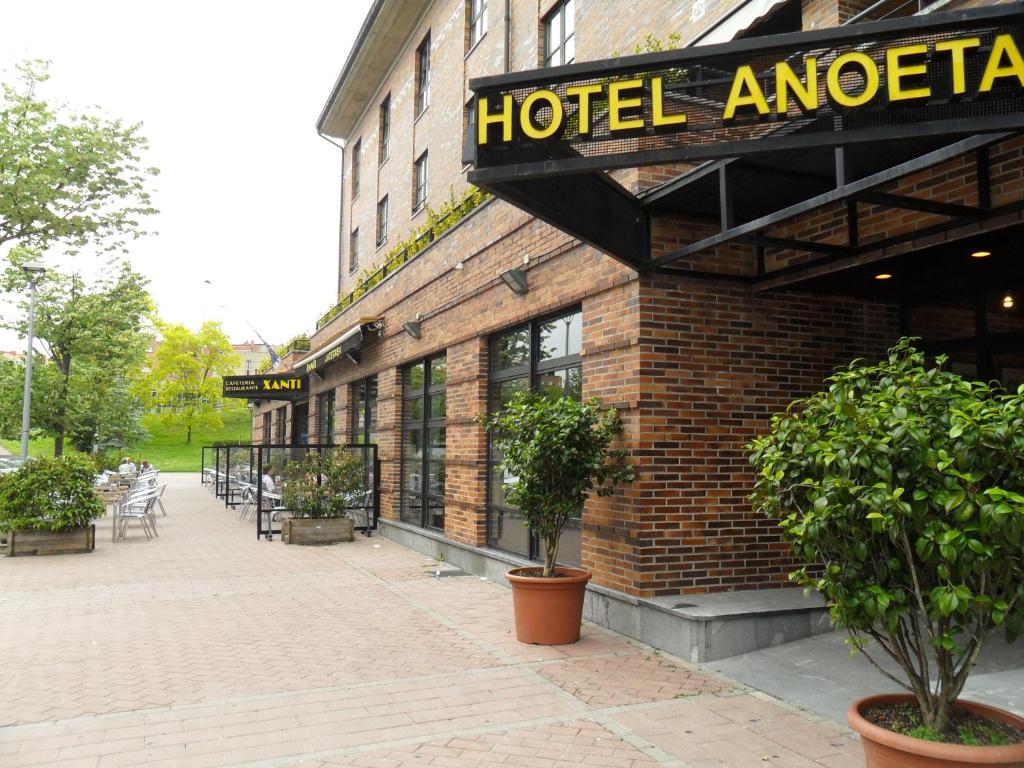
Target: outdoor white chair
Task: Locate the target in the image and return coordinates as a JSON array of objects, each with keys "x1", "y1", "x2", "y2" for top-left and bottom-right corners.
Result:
[
  {"x1": 116, "y1": 486, "x2": 161, "y2": 540},
  {"x1": 238, "y1": 483, "x2": 256, "y2": 521}
]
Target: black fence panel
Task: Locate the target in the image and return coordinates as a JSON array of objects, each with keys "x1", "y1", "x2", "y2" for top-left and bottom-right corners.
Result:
[
  {"x1": 201, "y1": 446, "x2": 215, "y2": 484},
  {"x1": 251, "y1": 444, "x2": 379, "y2": 540}
]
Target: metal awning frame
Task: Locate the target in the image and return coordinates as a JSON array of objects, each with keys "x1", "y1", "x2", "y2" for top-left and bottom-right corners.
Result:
[{"x1": 647, "y1": 132, "x2": 1022, "y2": 289}]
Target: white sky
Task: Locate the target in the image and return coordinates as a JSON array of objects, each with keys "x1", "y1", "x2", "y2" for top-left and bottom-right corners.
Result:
[{"x1": 0, "y1": 0, "x2": 375, "y2": 351}]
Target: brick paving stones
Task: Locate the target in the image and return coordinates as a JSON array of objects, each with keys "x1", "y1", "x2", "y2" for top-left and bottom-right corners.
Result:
[{"x1": 0, "y1": 474, "x2": 864, "y2": 767}]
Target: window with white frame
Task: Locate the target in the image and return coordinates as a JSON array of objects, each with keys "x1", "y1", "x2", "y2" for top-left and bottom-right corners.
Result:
[
  {"x1": 468, "y1": 0, "x2": 487, "y2": 48},
  {"x1": 413, "y1": 151, "x2": 428, "y2": 213}
]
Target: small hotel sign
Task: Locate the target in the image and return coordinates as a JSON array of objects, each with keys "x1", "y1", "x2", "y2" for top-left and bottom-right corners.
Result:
[
  {"x1": 469, "y1": 6, "x2": 1024, "y2": 177},
  {"x1": 223, "y1": 375, "x2": 308, "y2": 401}
]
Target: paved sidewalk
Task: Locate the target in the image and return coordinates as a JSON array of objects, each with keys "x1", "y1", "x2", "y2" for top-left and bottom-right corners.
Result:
[{"x1": 0, "y1": 474, "x2": 864, "y2": 767}]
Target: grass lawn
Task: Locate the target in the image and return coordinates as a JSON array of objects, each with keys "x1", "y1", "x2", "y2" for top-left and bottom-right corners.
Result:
[{"x1": 1, "y1": 409, "x2": 253, "y2": 472}]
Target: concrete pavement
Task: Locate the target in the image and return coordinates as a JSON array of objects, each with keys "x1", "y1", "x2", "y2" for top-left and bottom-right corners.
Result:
[{"x1": 0, "y1": 473, "x2": 866, "y2": 767}]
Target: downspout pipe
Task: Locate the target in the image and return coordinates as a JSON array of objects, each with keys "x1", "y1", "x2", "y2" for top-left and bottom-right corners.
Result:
[{"x1": 504, "y1": 0, "x2": 511, "y2": 73}]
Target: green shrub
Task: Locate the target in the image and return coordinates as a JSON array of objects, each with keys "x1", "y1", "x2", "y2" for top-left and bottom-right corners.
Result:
[
  {"x1": 0, "y1": 456, "x2": 105, "y2": 533},
  {"x1": 750, "y1": 339, "x2": 1024, "y2": 737},
  {"x1": 485, "y1": 392, "x2": 634, "y2": 576},
  {"x1": 280, "y1": 450, "x2": 367, "y2": 519}
]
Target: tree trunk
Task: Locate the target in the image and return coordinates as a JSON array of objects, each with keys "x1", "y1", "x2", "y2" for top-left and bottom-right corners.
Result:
[
  {"x1": 186, "y1": 424, "x2": 192, "y2": 444},
  {"x1": 542, "y1": 535, "x2": 558, "y2": 578},
  {"x1": 53, "y1": 354, "x2": 72, "y2": 458}
]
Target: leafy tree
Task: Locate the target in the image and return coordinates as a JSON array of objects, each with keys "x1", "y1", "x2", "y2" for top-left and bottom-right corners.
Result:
[
  {"x1": 485, "y1": 392, "x2": 635, "y2": 577},
  {"x1": 1, "y1": 248, "x2": 152, "y2": 456},
  {"x1": 750, "y1": 340, "x2": 1024, "y2": 737},
  {"x1": 0, "y1": 60, "x2": 157, "y2": 254},
  {"x1": 147, "y1": 322, "x2": 241, "y2": 444}
]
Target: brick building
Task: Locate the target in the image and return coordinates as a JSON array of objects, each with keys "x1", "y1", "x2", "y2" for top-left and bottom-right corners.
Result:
[{"x1": 253, "y1": 0, "x2": 1024, "y2": 656}]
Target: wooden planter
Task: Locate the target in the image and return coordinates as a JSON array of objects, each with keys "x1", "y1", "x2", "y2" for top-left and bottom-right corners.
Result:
[
  {"x1": 281, "y1": 517, "x2": 354, "y2": 545},
  {"x1": 7, "y1": 525, "x2": 96, "y2": 556}
]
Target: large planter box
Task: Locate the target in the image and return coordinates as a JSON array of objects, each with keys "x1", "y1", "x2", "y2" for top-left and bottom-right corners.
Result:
[
  {"x1": 7, "y1": 525, "x2": 96, "y2": 556},
  {"x1": 282, "y1": 517, "x2": 354, "y2": 545}
]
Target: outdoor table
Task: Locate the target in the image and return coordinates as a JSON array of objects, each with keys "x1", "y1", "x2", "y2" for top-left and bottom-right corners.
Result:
[{"x1": 95, "y1": 485, "x2": 127, "y2": 542}]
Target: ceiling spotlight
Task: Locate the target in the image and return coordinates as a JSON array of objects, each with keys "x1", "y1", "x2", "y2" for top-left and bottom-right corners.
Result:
[
  {"x1": 971, "y1": 250, "x2": 991, "y2": 259},
  {"x1": 401, "y1": 321, "x2": 422, "y2": 339},
  {"x1": 1002, "y1": 292, "x2": 1015, "y2": 309},
  {"x1": 499, "y1": 268, "x2": 529, "y2": 295},
  {"x1": 874, "y1": 273, "x2": 893, "y2": 281}
]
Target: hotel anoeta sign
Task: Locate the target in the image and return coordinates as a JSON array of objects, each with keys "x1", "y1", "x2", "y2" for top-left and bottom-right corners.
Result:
[
  {"x1": 468, "y1": 6, "x2": 1024, "y2": 180},
  {"x1": 223, "y1": 374, "x2": 308, "y2": 401}
]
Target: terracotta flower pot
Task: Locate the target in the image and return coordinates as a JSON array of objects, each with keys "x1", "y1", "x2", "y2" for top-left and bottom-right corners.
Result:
[
  {"x1": 506, "y1": 566, "x2": 591, "y2": 645},
  {"x1": 848, "y1": 694, "x2": 1024, "y2": 768}
]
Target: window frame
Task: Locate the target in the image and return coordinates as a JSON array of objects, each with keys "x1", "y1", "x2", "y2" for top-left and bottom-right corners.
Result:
[
  {"x1": 349, "y1": 228, "x2": 359, "y2": 274},
  {"x1": 349, "y1": 375, "x2": 378, "y2": 446},
  {"x1": 261, "y1": 412, "x2": 271, "y2": 444},
  {"x1": 413, "y1": 151, "x2": 428, "y2": 213},
  {"x1": 376, "y1": 195, "x2": 389, "y2": 248},
  {"x1": 485, "y1": 307, "x2": 583, "y2": 564},
  {"x1": 351, "y1": 139, "x2": 361, "y2": 199},
  {"x1": 401, "y1": 353, "x2": 447, "y2": 531},
  {"x1": 274, "y1": 406, "x2": 287, "y2": 444},
  {"x1": 543, "y1": 0, "x2": 575, "y2": 68},
  {"x1": 468, "y1": 0, "x2": 487, "y2": 49},
  {"x1": 316, "y1": 389, "x2": 336, "y2": 445},
  {"x1": 415, "y1": 33, "x2": 431, "y2": 116},
  {"x1": 378, "y1": 94, "x2": 391, "y2": 165}
]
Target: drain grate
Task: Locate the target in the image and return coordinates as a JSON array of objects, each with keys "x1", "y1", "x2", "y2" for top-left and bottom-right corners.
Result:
[{"x1": 432, "y1": 569, "x2": 471, "y2": 578}]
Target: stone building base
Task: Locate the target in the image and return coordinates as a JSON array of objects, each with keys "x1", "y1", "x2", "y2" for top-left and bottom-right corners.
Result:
[{"x1": 380, "y1": 519, "x2": 832, "y2": 662}]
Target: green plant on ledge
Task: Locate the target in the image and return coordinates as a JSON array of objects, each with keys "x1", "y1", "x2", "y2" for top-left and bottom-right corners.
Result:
[
  {"x1": 484, "y1": 391, "x2": 635, "y2": 577},
  {"x1": 749, "y1": 338, "x2": 1024, "y2": 739},
  {"x1": 318, "y1": 186, "x2": 491, "y2": 329},
  {"x1": 280, "y1": 450, "x2": 366, "y2": 519},
  {"x1": 0, "y1": 456, "x2": 105, "y2": 533}
]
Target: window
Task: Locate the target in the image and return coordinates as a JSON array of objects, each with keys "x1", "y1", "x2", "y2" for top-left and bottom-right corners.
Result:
[
  {"x1": 544, "y1": 0, "x2": 575, "y2": 67},
  {"x1": 486, "y1": 309, "x2": 582, "y2": 563},
  {"x1": 401, "y1": 354, "x2": 446, "y2": 530},
  {"x1": 468, "y1": 0, "x2": 487, "y2": 48},
  {"x1": 351, "y1": 139, "x2": 361, "y2": 199},
  {"x1": 413, "y1": 151, "x2": 428, "y2": 213},
  {"x1": 376, "y1": 196, "x2": 389, "y2": 247},
  {"x1": 415, "y1": 34, "x2": 431, "y2": 115},
  {"x1": 262, "y1": 412, "x2": 271, "y2": 444},
  {"x1": 378, "y1": 95, "x2": 391, "y2": 164},
  {"x1": 274, "y1": 406, "x2": 287, "y2": 444},
  {"x1": 350, "y1": 375, "x2": 378, "y2": 445},
  {"x1": 317, "y1": 389, "x2": 336, "y2": 444},
  {"x1": 349, "y1": 228, "x2": 359, "y2": 274}
]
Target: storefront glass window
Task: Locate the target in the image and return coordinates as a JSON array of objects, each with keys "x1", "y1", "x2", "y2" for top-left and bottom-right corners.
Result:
[
  {"x1": 317, "y1": 389, "x2": 336, "y2": 444},
  {"x1": 486, "y1": 308, "x2": 582, "y2": 565},
  {"x1": 401, "y1": 354, "x2": 446, "y2": 530},
  {"x1": 350, "y1": 375, "x2": 378, "y2": 445}
]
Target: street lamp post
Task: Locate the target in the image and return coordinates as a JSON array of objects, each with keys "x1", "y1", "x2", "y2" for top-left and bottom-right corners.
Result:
[{"x1": 20, "y1": 263, "x2": 47, "y2": 460}]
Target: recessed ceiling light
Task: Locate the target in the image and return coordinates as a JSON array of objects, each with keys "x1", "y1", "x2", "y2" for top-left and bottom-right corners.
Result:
[
  {"x1": 971, "y1": 250, "x2": 991, "y2": 259},
  {"x1": 874, "y1": 273, "x2": 893, "y2": 280},
  {"x1": 1002, "y1": 292, "x2": 1015, "y2": 309}
]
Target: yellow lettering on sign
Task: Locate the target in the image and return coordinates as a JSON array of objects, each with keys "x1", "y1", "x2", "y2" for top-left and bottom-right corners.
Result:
[
  {"x1": 651, "y1": 77, "x2": 686, "y2": 127},
  {"x1": 477, "y1": 94, "x2": 514, "y2": 145},
  {"x1": 980, "y1": 34, "x2": 1024, "y2": 92},
  {"x1": 566, "y1": 83, "x2": 602, "y2": 135},
  {"x1": 608, "y1": 79, "x2": 645, "y2": 130},
  {"x1": 886, "y1": 44, "x2": 930, "y2": 102},
  {"x1": 776, "y1": 58, "x2": 818, "y2": 114},
  {"x1": 520, "y1": 89, "x2": 564, "y2": 139},
  {"x1": 935, "y1": 37, "x2": 980, "y2": 95},
  {"x1": 723, "y1": 65, "x2": 770, "y2": 120},
  {"x1": 827, "y1": 51, "x2": 879, "y2": 108},
  {"x1": 262, "y1": 381, "x2": 272, "y2": 390}
]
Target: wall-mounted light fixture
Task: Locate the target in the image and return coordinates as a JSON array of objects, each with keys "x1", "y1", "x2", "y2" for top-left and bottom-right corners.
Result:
[
  {"x1": 401, "y1": 321, "x2": 422, "y2": 339},
  {"x1": 500, "y1": 268, "x2": 529, "y2": 295}
]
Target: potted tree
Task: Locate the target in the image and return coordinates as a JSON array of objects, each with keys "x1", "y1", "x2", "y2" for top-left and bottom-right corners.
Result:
[
  {"x1": 279, "y1": 449, "x2": 366, "y2": 545},
  {"x1": 750, "y1": 339, "x2": 1024, "y2": 766},
  {"x1": 486, "y1": 391, "x2": 634, "y2": 645},
  {"x1": 1, "y1": 456, "x2": 105, "y2": 556}
]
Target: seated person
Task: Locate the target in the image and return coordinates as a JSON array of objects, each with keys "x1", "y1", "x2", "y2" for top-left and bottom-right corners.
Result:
[{"x1": 261, "y1": 464, "x2": 277, "y2": 494}]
